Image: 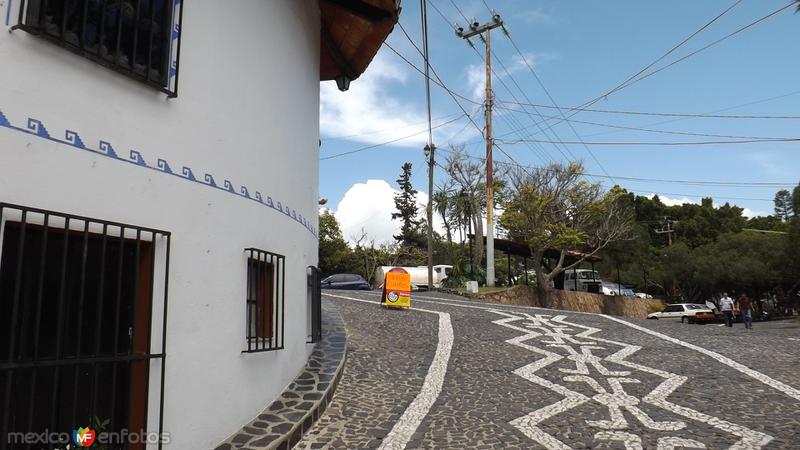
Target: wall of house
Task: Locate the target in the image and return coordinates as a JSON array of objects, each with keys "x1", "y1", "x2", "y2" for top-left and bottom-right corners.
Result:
[{"x1": 0, "y1": 1, "x2": 320, "y2": 448}]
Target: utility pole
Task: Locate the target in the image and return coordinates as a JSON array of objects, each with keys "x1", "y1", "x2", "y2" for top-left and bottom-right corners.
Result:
[
  {"x1": 421, "y1": 0, "x2": 436, "y2": 291},
  {"x1": 654, "y1": 216, "x2": 676, "y2": 246},
  {"x1": 456, "y1": 12, "x2": 504, "y2": 287}
]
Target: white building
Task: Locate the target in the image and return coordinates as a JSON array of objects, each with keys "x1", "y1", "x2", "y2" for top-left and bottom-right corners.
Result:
[{"x1": 0, "y1": 1, "x2": 398, "y2": 448}]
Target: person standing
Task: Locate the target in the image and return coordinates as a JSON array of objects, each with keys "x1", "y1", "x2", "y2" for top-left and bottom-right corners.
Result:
[
  {"x1": 719, "y1": 292, "x2": 735, "y2": 327},
  {"x1": 738, "y1": 294, "x2": 753, "y2": 330}
]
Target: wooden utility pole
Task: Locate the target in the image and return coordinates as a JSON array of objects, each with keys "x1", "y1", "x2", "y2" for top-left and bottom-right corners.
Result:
[
  {"x1": 456, "y1": 12, "x2": 503, "y2": 287},
  {"x1": 421, "y1": 0, "x2": 436, "y2": 291},
  {"x1": 655, "y1": 216, "x2": 676, "y2": 246}
]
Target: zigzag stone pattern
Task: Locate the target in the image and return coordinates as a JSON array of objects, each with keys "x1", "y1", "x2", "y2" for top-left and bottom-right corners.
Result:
[
  {"x1": 0, "y1": 108, "x2": 317, "y2": 237},
  {"x1": 490, "y1": 309, "x2": 773, "y2": 449}
]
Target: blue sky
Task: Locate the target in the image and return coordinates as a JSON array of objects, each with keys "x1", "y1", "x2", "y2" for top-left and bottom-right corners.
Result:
[{"x1": 320, "y1": 0, "x2": 800, "y2": 243}]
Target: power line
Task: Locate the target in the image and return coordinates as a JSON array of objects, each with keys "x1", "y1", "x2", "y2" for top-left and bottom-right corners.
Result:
[
  {"x1": 493, "y1": 103, "x2": 799, "y2": 141},
  {"x1": 393, "y1": 19, "x2": 532, "y2": 175},
  {"x1": 512, "y1": 1, "x2": 792, "y2": 131},
  {"x1": 319, "y1": 114, "x2": 466, "y2": 161},
  {"x1": 628, "y1": 190, "x2": 774, "y2": 203},
  {"x1": 579, "y1": 0, "x2": 744, "y2": 107},
  {"x1": 322, "y1": 112, "x2": 462, "y2": 141},
  {"x1": 436, "y1": 146, "x2": 796, "y2": 187},
  {"x1": 497, "y1": 137, "x2": 800, "y2": 146},
  {"x1": 494, "y1": 100, "x2": 800, "y2": 120},
  {"x1": 426, "y1": 2, "x2": 576, "y2": 177},
  {"x1": 581, "y1": 89, "x2": 800, "y2": 139},
  {"x1": 436, "y1": 147, "x2": 778, "y2": 203},
  {"x1": 480, "y1": 2, "x2": 616, "y2": 183},
  {"x1": 609, "y1": 2, "x2": 796, "y2": 95}
]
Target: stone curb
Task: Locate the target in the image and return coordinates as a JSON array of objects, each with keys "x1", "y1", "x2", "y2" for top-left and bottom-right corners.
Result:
[{"x1": 216, "y1": 300, "x2": 347, "y2": 450}]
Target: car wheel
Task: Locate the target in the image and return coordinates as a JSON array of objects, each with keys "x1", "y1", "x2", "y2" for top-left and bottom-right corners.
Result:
[
  {"x1": 648, "y1": 316, "x2": 658, "y2": 320},
  {"x1": 681, "y1": 316, "x2": 688, "y2": 324}
]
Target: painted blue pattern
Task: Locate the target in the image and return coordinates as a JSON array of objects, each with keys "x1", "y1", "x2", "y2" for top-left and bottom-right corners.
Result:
[{"x1": 0, "y1": 108, "x2": 317, "y2": 237}]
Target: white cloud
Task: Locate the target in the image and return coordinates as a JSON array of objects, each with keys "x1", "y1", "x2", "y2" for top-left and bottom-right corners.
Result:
[
  {"x1": 334, "y1": 179, "x2": 444, "y2": 245},
  {"x1": 647, "y1": 194, "x2": 697, "y2": 207},
  {"x1": 320, "y1": 53, "x2": 426, "y2": 147},
  {"x1": 466, "y1": 63, "x2": 486, "y2": 101},
  {"x1": 741, "y1": 208, "x2": 770, "y2": 218},
  {"x1": 320, "y1": 51, "x2": 473, "y2": 149}
]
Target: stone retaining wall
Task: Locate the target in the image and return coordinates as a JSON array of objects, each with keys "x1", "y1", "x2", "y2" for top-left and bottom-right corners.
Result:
[{"x1": 476, "y1": 286, "x2": 662, "y2": 319}]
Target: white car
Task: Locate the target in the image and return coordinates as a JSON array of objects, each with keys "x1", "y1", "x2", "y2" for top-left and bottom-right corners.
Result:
[{"x1": 647, "y1": 303, "x2": 716, "y2": 324}]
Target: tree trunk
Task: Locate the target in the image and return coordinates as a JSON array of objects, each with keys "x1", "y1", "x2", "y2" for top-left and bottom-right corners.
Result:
[
  {"x1": 532, "y1": 250, "x2": 548, "y2": 293},
  {"x1": 471, "y1": 206, "x2": 484, "y2": 275}
]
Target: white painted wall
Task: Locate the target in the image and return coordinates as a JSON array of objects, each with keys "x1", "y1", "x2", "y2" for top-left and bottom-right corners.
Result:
[{"x1": 0, "y1": 1, "x2": 320, "y2": 448}]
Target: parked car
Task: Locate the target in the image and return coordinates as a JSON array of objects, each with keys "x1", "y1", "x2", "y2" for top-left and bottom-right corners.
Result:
[
  {"x1": 320, "y1": 273, "x2": 371, "y2": 290},
  {"x1": 647, "y1": 303, "x2": 716, "y2": 324},
  {"x1": 564, "y1": 269, "x2": 603, "y2": 293},
  {"x1": 620, "y1": 285, "x2": 636, "y2": 297},
  {"x1": 600, "y1": 281, "x2": 618, "y2": 296}
]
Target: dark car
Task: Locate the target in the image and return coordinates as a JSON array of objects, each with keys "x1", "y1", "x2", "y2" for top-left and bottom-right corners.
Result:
[{"x1": 320, "y1": 273, "x2": 371, "y2": 290}]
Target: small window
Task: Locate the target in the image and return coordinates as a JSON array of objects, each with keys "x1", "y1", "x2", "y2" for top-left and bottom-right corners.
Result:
[
  {"x1": 244, "y1": 248, "x2": 285, "y2": 353},
  {"x1": 14, "y1": 0, "x2": 183, "y2": 97},
  {"x1": 307, "y1": 266, "x2": 322, "y2": 343}
]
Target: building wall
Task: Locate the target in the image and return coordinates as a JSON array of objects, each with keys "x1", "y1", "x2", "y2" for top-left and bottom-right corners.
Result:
[{"x1": 0, "y1": 1, "x2": 320, "y2": 448}]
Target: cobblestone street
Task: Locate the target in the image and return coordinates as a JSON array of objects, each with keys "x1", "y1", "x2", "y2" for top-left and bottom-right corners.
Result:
[{"x1": 297, "y1": 291, "x2": 800, "y2": 449}]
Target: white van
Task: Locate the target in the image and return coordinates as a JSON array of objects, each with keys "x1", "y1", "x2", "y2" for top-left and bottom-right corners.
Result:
[
  {"x1": 374, "y1": 265, "x2": 452, "y2": 290},
  {"x1": 563, "y1": 269, "x2": 602, "y2": 294}
]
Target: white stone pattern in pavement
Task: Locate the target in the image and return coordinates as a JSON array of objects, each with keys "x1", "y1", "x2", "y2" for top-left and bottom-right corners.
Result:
[
  {"x1": 490, "y1": 310, "x2": 773, "y2": 450},
  {"x1": 323, "y1": 293, "x2": 454, "y2": 450}
]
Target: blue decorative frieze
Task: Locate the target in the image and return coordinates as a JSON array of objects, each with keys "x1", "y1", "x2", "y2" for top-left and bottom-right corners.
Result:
[
  {"x1": 65, "y1": 130, "x2": 86, "y2": 149},
  {"x1": 0, "y1": 108, "x2": 318, "y2": 237}
]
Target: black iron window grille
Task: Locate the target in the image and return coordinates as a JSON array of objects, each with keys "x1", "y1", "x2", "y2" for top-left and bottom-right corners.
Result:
[
  {"x1": 13, "y1": 0, "x2": 184, "y2": 98},
  {"x1": 0, "y1": 203, "x2": 171, "y2": 450},
  {"x1": 307, "y1": 266, "x2": 322, "y2": 344},
  {"x1": 244, "y1": 248, "x2": 285, "y2": 353}
]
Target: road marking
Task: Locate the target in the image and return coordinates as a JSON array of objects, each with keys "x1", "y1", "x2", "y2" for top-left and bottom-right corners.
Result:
[
  {"x1": 602, "y1": 314, "x2": 800, "y2": 403},
  {"x1": 323, "y1": 293, "x2": 453, "y2": 450},
  {"x1": 332, "y1": 291, "x2": 800, "y2": 403},
  {"x1": 491, "y1": 310, "x2": 771, "y2": 448}
]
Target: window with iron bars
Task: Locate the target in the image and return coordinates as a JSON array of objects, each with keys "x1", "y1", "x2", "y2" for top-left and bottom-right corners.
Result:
[
  {"x1": 0, "y1": 203, "x2": 170, "y2": 450},
  {"x1": 13, "y1": 0, "x2": 184, "y2": 97},
  {"x1": 244, "y1": 248, "x2": 285, "y2": 353},
  {"x1": 307, "y1": 266, "x2": 322, "y2": 343}
]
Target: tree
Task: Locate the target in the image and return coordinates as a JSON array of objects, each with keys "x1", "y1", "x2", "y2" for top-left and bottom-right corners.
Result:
[
  {"x1": 318, "y1": 210, "x2": 355, "y2": 276},
  {"x1": 500, "y1": 162, "x2": 634, "y2": 291},
  {"x1": 785, "y1": 183, "x2": 800, "y2": 292},
  {"x1": 392, "y1": 162, "x2": 425, "y2": 248},
  {"x1": 774, "y1": 189, "x2": 794, "y2": 221},
  {"x1": 431, "y1": 184, "x2": 453, "y2": 244},
  {"x1": 443, "y1": 147, "x2": 486, "y2": 272}
]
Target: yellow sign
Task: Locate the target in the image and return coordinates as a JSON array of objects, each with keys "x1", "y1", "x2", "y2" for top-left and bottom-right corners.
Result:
[{"x1": 383, "y1": 270, "x2": 411, "y2": 308}]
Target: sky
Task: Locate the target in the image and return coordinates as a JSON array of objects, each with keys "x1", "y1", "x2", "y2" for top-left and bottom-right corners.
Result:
[{"x1": 319, "y1": 0, "x2": 800, "y2": 244}]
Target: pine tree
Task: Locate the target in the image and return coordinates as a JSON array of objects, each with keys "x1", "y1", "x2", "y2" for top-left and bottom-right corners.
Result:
[
  {"x1": 774, "y1": 190, "x2": 794, "y2": 221},
  {"x1": 392, "y1": 162, "x2": 425, "y2": 248}
]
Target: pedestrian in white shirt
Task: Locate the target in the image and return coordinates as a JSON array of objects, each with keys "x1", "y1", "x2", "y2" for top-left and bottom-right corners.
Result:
[{"x1": 719, "y1": 292, "x2": 735, "y2": 327}]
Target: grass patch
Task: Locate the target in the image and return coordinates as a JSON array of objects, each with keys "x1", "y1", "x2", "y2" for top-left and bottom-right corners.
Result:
[{"x1": 478, "y1": 286, "x2": 511, "y2": 294}]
